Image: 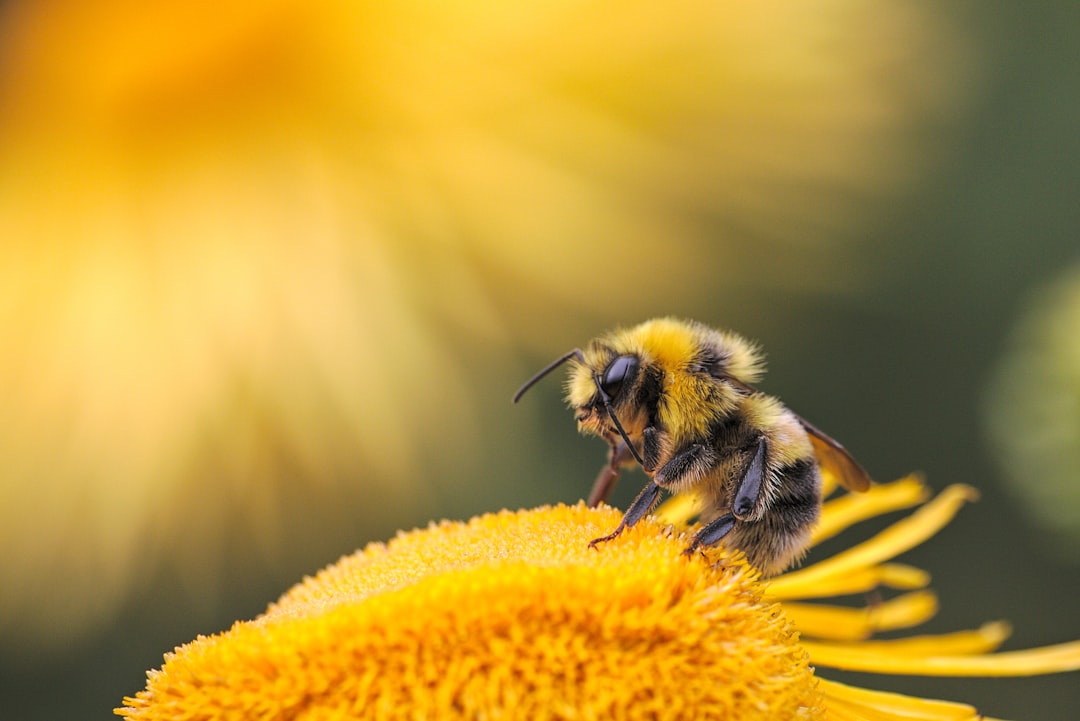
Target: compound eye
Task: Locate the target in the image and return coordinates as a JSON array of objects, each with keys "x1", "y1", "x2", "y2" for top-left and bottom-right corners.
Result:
[{"x1": 599, "y1": 355, "x2": 638, "y2": 400}]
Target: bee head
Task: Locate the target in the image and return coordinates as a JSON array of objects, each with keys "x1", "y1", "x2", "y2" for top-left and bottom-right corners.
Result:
[
  {"x1": 513, "y1": 319, "x2": 766, "y2": 467},
  {"x1": 513, "y1": 348, "x2": 645, "y2": 465}
]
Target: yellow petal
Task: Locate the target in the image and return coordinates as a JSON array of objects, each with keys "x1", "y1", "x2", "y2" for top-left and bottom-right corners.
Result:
[
  {"x1": 813, "y1": 621, "x2": 1011, "y2": 657},
  {"x1": 769, "y1": 485, "x2": 978, "y2": 599},
  {"x1": 818, "y1": 678, "x2": 983, "y2": 720},
  {"x1": 784, "y1": 591, "x2": 938, "y2": 641},
  {"x1": 768, "y1": 563, "x2": 929, "y2": 601},
  {"x1": 804, "y1": 638, "x2": 1080, "y2": 676},
  {"x1": 811, "y1": 474, "x2": 930, "y2": 546}
]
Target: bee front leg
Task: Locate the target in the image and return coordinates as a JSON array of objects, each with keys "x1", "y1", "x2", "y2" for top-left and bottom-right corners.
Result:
[
  {"x1": 641, "y1": 426, "x2": 663, "y2": 473},
  {"x1": 653, "y1": 442, "x2": 712, "y2": 488},
  {"x1": 588, "y1": 480, "x2": 662, "y2": 549},
  {"x1": 587, "y1": 440, "x2": 637, "y2": 507}
]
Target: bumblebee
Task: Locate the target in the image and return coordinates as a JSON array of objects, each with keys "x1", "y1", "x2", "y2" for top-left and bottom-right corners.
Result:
[{"x1": 514, "y1": 318, "x2": 870, "y2": 575}]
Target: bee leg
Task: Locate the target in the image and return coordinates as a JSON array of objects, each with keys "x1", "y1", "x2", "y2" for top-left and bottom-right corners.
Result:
[
  {"x1": 587, "y1": 464, "x2": 621, "y2": 508},
  {"x1": 587, "y1": 440, "x2": 637, "y2": 507},
  {"x1": 732, "y1": 438, "x2": 767, "y2": 520},
  {"x1": 641, "y1": 426, "x2": 662, "y2": 473},
  {"x1": 683, "y1": 513, "x2": 736, "y2": 556},
  {"x1": 588, "y1": 481, "x2": 662, "y2": 549},
  {"x1": 683, "y1": 439, "x2": 766, "y2": 556},
  {"x1": 653, "y1": 443, "x2": 708, "y2": 487}
]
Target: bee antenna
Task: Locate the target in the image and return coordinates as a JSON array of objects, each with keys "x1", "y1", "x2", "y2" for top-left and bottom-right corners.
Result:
[{"x1": 512, "y1": 349, "x2": 584, "y2": 403}]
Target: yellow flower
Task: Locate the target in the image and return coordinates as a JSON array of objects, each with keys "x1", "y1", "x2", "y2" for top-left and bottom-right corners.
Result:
[
  {"x1": 118, "y1": 476, "x2": 1080, "y2": 720},
  {"x1": 0, "y1": 0, "x2": 976, "y2": 650}
]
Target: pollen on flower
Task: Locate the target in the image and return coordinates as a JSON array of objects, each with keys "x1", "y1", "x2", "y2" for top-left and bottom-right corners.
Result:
[{"x1": 117, "y1": 504, "x2": 823, "y2": 721}]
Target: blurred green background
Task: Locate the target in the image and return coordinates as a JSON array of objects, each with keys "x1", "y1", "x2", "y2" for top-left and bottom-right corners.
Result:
[{"x1": 1, "y1": 1, "x2": 1077, "y2": 719}]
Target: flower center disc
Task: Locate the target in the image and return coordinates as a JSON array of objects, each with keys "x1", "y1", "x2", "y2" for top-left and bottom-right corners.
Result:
[{"x1": 121, "y1": 505, "x2": 823, "y2": 720}]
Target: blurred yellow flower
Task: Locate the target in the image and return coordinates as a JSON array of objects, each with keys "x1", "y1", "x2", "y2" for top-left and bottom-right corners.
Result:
[
  {"x1": 0, "y1": 0, "x2": 977, "y2": 649},
  {"x1": 118, "y1": 480, "x2": 1080, "y2": 720},
  {"x1": 986, "y1": 261, "x2": 1080, "y2": 559}
]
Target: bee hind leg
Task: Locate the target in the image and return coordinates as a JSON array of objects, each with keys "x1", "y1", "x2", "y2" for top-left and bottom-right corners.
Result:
[
  {"x1": 733, "y1": 438, "x2": 767, "y2": 520},
  {"x1": 588, "y1": 480, "x2": 662, "y2": 549},
  {"x1": 683, "y1": 513, "x2": 736, "y2": 556},
  {"x1": 683, "y1": 438, "x2": 766, "y2": 557}
]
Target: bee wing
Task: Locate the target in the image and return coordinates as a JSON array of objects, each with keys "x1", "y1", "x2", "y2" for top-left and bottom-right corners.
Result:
[
  {"x1": 719, "y1": 374, "x2": 871, "y2": 492},
  {"x1": 798, "y1": 417, "x2": 871, "y2": 492}
]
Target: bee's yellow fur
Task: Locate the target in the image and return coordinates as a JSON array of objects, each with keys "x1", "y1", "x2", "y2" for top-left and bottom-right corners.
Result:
[{"x1": 567, "y1": 317, "x2": 773, "y2": 447}]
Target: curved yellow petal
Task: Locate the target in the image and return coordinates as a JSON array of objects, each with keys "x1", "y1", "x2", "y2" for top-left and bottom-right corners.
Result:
[
  {"x1": 805, "y1": 638, "x2": 1080, "y2": 676},
  {"x1": 818, "y1": 678, "x2": 983, "y2": 720},
  {"x1": 770, "y1": 485, "x2": 978, "y2": 598},
  {"x1": 811, "y1": 475, "x2": 929, "y2": 546},
  {"x1": 812, "y1": 621, "x2": 1011, "y2": 657},
  {"x1": 784, "y1": 591, "x2": 938, "y2": 641},
  {"x1": 768, "y1": 563, "x2": 929, "y2": 601}
]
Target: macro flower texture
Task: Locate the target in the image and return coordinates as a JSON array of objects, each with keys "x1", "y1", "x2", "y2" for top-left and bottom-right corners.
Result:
[{"x1": 118, "y1": 474, "x2": 1080, "y2": 721}]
